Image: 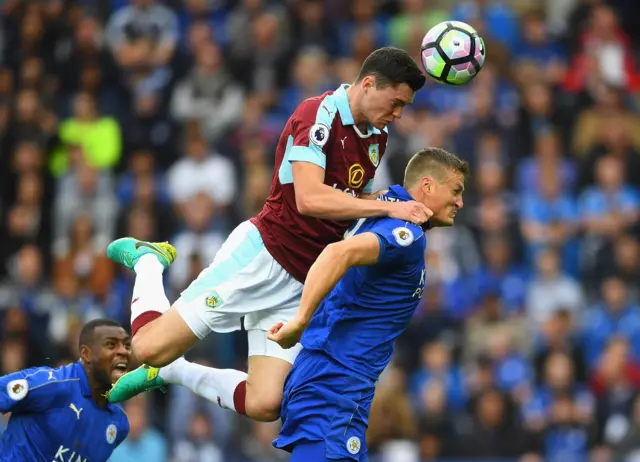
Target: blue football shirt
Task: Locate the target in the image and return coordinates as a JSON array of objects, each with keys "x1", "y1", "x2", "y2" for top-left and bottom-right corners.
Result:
[
  {"x1": 0, "y1": 361, "x2": 129, "y2": 462},
  {"x1": 301, "y1": 184, "x2": 428, "y2": 381}
]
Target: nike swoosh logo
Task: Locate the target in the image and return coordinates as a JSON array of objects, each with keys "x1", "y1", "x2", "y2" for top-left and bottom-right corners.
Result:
[{"x1": 134, "y1": 242, "x2": 159, "y2": 252}]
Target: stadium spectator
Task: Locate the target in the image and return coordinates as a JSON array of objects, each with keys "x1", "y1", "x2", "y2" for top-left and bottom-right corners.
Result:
[
  {"x1": 170, "y1": 41, "x2": 244, "y2": 144},
  {"x1": 171, "y1": 412, "x2": 223, "y2": 462},
  {"x1": 51, "y1": 92, "x2": 122, "y2": 176},
  {"x1": 521, "y1": 169, "x2": 579, "y2": 273},
  {"x1": 579, "y1": 155, "x2": 640, "y2": 279},
  {"x1": 563, "y1": 4, "x2": 640, "y2": 94},
  {"x1": 526, "y1": 247, "x2": 584, "y2": 326},
  {"x1": 106, "y1": 0, "x2": 179, "y2": 73},
  {"x1": 53, "y1": 161, "x2": 119, "y2": 256},
  {"x1": 410, "y1": 342, "x2": 466, "y2": 412},
  {"x1": 457, "y1": 388, "x2": 534, "y2": 458},
  {"x1": 522, "y1": 351, "x2": 594, "y2": 431},
  {"x1": 582, "y1": 276, "x2": 640, "y2": 368}
]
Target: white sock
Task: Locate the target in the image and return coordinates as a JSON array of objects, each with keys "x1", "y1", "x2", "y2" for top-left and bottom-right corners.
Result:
[
  {"x1": 159, "y1": 357, "x2": 248, "y2": 413},
  {"x1": 131, "y1": 254, "x2": 170, "y2": 325}
]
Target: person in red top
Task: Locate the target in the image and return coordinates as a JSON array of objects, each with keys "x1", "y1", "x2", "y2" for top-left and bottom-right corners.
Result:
[
  {"x1": 563, "y1": 4, "x2": 640, "y2": 94},
  {"x1": 104, "y1": 47, "x2": 429, "y2": 422}
]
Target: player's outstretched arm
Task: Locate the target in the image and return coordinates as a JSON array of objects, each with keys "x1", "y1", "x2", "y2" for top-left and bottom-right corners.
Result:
[
  {"x1": 0, "y1": 368, "x2": 67, "y2": 414},
  {"x1": 292, "y1": 162, "x2": 431, "y2": 224},
  {"x1": 268, "y1": 232, "x2": 380, "y2": 348}
]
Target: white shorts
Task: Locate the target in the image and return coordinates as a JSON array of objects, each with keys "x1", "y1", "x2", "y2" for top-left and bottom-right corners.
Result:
[{"x1": 175, "y1": 220, "x2": 304, "y2": 364}]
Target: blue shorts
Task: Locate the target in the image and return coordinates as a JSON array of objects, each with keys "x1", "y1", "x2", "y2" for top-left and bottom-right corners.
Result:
[
  {"x1": 273, "y1": 348, "x2": 375, "y2": 461},
  {"x1": 291, "y1": 441, "x2": 366, "y2": 462}
]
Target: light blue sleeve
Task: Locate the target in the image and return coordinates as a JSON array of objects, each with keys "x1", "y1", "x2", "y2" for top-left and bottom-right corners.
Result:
[
  {"x1": 288, "y1": 145, "x2": 326, "y2": 169},
  {"x1": 363, "y1": 178, "x2": 375, "y2": 194},
  {"x1": 279, "y1": 97, "x2": 339, "y2": 183},
  {"x1": 291, "y1": 94, "x2": 340, "y2": 168}
]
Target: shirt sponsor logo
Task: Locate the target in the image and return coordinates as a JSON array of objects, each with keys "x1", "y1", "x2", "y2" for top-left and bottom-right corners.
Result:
[
  {"x1": 332, "y1": 184, "x2": 358, "y2": 197},
  {"x1": 53, "y1": 446, "x2": 87, "y2": 462},
  {"x1": 413, "y1": 268, "x2": 426, "y2": 298},
  {"x1": 348, "y1": 164, "x2": 365, "y2": 189}
]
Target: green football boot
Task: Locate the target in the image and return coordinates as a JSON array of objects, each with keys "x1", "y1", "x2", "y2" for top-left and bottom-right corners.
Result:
[
  {"x1": 105, "y1": 365, "x2": 165, "y2": 403},
  {"x1": 106, "y1": 238, "x2": 176, "y2": 272}
]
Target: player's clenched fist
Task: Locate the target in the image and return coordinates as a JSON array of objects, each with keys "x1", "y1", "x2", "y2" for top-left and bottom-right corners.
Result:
[
  {"x1": 268, "y1": 319, "x2": 306, "y2": 349},
  {"x1": 387, "y1": 200, "x2": 433, "y2": 225}
]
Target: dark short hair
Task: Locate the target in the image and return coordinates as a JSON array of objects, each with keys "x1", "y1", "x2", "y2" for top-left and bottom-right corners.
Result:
[
  {"x1": 404, "y1": 147, "x2": 470, "y2": 188},
  {"x1": 79, "y1": 318, "x2": 125, "y2": 351},
  {"x1": 355, "y1": 47, "x2": 426, "y2": 93}
]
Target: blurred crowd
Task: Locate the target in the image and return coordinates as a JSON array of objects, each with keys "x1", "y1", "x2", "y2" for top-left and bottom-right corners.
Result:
[{"x1": 0, "y1": 0, "x2": 639, "y2": 460}]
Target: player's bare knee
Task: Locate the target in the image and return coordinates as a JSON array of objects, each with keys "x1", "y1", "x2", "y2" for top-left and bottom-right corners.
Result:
[
  {"x1": 245, "y1": 393, "x2": 281, "y2": 422},
  {"x1": 247, "y1": 404, "x2": 280, "y2": 422},
  {"x1": 131, "y1": 335, "x2": 166, "y2": 367},
  {"x1": 131, "y1": 335, "x2": 151, "y2": 364}
]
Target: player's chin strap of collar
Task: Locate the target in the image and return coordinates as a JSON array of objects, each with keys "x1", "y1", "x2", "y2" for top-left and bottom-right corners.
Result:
[{"x1": 422, "y1": 220, "x2": 433, "y2": 232}]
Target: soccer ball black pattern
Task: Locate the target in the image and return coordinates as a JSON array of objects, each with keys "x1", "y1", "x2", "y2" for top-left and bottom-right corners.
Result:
[{"x1": 421, "y1": 21, "x2": 486, "y2": 85}]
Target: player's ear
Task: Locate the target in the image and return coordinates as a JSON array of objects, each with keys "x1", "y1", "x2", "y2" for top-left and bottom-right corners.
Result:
[
  {"x1": 362, "y1": 75, "x2": 375, "y2": 91},
  {"x1": 80, "y1": 344, "x2": 92, "y2": 364},
  {"x1": 422, "y1": 176, "x2": 433, "y2": 194}
]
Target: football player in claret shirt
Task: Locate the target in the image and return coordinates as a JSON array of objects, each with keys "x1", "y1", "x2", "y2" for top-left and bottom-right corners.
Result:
[
  {"x1": 268, "y1": 148, "x2": 469, "y2": 461},
  {"x1": 0, "y1": 319, "x2": 131, "y2": 462},
  {"x1": 105, "y1": 47, "x2": 428, "y2": 423}
]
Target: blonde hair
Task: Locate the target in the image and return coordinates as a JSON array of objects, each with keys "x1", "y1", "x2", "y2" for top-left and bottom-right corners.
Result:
[{"x1": 403, "y1": 147, "x2": 470, "y2": 188}]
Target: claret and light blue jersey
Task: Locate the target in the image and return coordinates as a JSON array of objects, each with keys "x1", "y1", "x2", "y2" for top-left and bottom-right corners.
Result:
[{"x1": 252, "y1": 83, "x2": 389, "y2": 283}]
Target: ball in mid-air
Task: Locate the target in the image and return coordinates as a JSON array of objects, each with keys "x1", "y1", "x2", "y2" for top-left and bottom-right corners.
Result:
[{"x1": 421, "y1": 21, "x2": 486, "y2": 85}]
